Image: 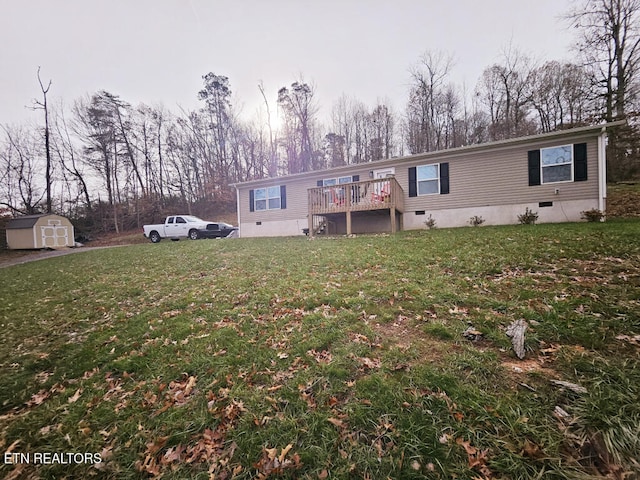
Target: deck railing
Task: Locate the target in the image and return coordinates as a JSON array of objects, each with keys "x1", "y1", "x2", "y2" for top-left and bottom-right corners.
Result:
[{"x1": 308, "y1": 177, "x2": 404, "y2": 215}]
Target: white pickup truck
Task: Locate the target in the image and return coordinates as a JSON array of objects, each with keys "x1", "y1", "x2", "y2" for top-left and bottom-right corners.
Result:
[{"x1": 143, "y1": 215, "x2": 237, "y2": 243}]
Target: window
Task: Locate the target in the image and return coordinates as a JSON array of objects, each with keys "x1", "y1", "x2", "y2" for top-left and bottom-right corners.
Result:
[
  {"x1": 255, "y1": 186, "x2": 281, "y2": 211},
  {"x1": 251, "y1": 185, "x2": 286, "y2": 211},
  {"x1": 528, "y1": 143, "x2": 587, "y2": 186},
  {"x1": 541, "y1": 145, "x2": 573, "y2": 183},
  {"x1": 320, "y1": 175, "x2": 355, "y2": 186},
  {"x1": 408, "y1": 163, "x2": 449, "y2": 197},
  {"x1": 417, "y1": 164, "x2": 440, "y2": 195}
]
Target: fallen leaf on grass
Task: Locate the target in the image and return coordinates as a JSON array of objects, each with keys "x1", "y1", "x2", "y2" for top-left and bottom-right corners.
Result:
[
  {"x1": 254, "y1": 444, "x2": 301, "y2": 479},
  {"x1": 357, "y1": 356, "x2": 381, "y2": 370},
  {"x1": 298, "y1": 383, "x2": 317, "y2": 409},
  {"x1": 68, "y1": 388, "x2": 83, "y2": 403},
  {"x1": 5, "y1": 439, "x2": 20, "y2": 453},
  {"x1": 456, "y1": 438, "x2": 492, "y2": 477},
  {"x1": 4, "y1": 463, "x2": 25, "y2": 480},
  {"x1": 152, "y1": 375, "x2": 198, "y2": 415},
  {"x1": 93, "y1": 444, "x2": 114, "y2": 471},
  {"x1": 307, "y1": 349, "x2": 332, "y2": 364},
  {"x1": 35, "y1": 371, "x2": 52, "y2": 384},
  {"x1": 616, "y1": 334, "x2": 640, "y2": 346},
  {"x1": 449, "y1": 306, "x2": 469, "y2": 315},
  {"x1": 521, "y1": 438, "x2": 544, "y2": 459},
  {"x1": 26, "y1": 389, "x2": 51, "y2": 407},
  {"x1": 327, "y1": 417, "x2": 346, "y2": 429}
]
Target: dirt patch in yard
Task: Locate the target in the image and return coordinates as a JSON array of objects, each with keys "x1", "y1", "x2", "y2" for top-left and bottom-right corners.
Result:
[
  {"x1": 607, "y1": 183, "x2": 640, "y2": 217},
  {"x1": 370, "y1": 314, "x2": 462, "y2": 365}
]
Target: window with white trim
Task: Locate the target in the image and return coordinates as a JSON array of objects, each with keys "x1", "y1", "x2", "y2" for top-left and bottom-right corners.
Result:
[
  {"x1": 541, "y1": 145, "x2": 573, "y2": 183},
  {"x1": 417, "y1": 164, "x2": 440, "y2": 195},
  {"x1": 254, "y1": 186, "x2": 281, "y2": 211}
]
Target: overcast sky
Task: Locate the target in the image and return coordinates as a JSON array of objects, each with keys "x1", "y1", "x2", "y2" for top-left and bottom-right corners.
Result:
[{"x1": 0, "y1": 0, "x2": 577, "y2": 127}]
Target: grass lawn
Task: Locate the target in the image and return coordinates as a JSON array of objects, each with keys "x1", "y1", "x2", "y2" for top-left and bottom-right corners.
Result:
[{"x1": 1, "y1": 220, "x2": 639, "y2": 479}]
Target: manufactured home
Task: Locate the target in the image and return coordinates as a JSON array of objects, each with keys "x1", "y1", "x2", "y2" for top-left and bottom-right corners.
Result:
[
  {"x1": 6, "y1": 214, "x2": 75, "y2": 249},
  {"x1": 232, "y1": 123, "x2": 622, "y2": 238}
]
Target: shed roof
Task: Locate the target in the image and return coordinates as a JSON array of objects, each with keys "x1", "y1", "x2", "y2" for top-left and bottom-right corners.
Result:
[{"x1": 7, "y1": 214, "x2": 56, "y2": 230}]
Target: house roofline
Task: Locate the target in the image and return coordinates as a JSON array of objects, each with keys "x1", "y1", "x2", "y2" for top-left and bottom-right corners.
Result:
[{"x1": 231, "y1": 121, "x2": 626, "y2": 188}]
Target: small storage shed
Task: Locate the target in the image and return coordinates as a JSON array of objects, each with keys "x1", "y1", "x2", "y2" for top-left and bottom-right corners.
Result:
[{"x1": 6, "y1": 214, "x2": 75, "y2": 250}]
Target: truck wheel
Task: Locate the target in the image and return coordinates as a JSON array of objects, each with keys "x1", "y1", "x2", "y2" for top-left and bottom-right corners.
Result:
[
  {"x1": 188, "y1": 229, "x2": 199, "y2": 240},
  {"x1": 149, "y1": 231, "x2": 161, "y2": 243}
]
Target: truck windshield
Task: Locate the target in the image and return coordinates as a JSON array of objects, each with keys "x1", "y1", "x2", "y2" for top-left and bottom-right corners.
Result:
[{"x1": 182, "y1": 216, "x2": 204, "y2": 223}]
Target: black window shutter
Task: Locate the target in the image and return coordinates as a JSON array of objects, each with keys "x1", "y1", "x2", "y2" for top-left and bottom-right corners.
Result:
[
  {"x1": 408, "y1": 167, "x2": 417, "y2": 197},
  {"x1": 249, "y1": 189, "x2": 255, "y2": 212},
  {"x1": 317, "y1": 180, "x2": 323, "y2": 187},
  {"x1": 352, "y1": 174, "x2": 359, "y2": 182},
  {"x1": 280, "y1": 185, "x2": 287, "y2": 209},
  {"x1": 528, "y1": 150, "x2": 541, "y2": 186},
  {"x1": 440, "y1": 162, "x2": 449, "y2": 194},
  {"x1": 574, "y1": 143, "x2": 587, "y2": 181}
]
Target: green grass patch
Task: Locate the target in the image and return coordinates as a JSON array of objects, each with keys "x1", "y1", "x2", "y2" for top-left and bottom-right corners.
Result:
[{"x1": 1, "y1": 220, "x2": 639, "y2": 478}]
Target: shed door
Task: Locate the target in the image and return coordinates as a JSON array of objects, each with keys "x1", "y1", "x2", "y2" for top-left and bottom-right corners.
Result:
[{"x1": 41, "y1": 220, "x2": 69, "y2": 247}]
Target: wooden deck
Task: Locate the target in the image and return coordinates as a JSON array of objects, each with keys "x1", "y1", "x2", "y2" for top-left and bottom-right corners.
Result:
[{"x1": 307, "y1": 178, "x2": 404, "y2": 236}]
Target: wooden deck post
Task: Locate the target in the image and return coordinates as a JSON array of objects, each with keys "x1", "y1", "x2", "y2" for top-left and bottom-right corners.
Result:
[
  {"x1": 390, "y1": 207, "x2": 396, "y2": 234},
  {"x1": 345, "y1": 185, "x2": 352, "y2": 235},
  {"x1": 308, "y1": 214, "x2": 314, "y2": 238}
]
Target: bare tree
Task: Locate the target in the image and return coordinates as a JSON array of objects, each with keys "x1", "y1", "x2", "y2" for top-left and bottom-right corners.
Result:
[
  {"x1": 567, "y1": 0, "x2": 640, "y2": 179},
  {"x1": 0, "y1": 126, "x2": 45, "y2": 215},
  {"x1": 330, "y1": 95, "x2": 355, "y2": 163},
  {"x1": 476, "y1": 47, "x2": 537, "y2": 140},
  {"x1": 198, "y1": 73, "x2": 234, "y2": 185},
  {"x1": 322, "y1": 132, "x2": 346, "y2": 168},
  {"x1": 277, "y1": 79, "x2": 319, "y2": 173},
  {"x1": 258, "y1": 81, "x2": 278, "y2": 178},
  {"x1": 405, "y1": 51, "x2": 455, "y2": 153},
  {"x1": 529, "y1": 61, "x2": 592, "y2": 132},
  {"x1": 369, "y1": 103, "x2": 395, "y2": 161},
  {"x1": 569, "y1": 0, "x2": 640, "y2": 120},
  {"x1": 32, "y1": 67, "x2": 53, "y2": 213},
  {"x1": 51, "y1": 104, "x2": 93, "y2": 214},
  {"x1": 73, "y1": 91, "x2": 124, "y2": 232},
  {"x1": 330, "y1": 96, "x2": 398, "y2": 164}
]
